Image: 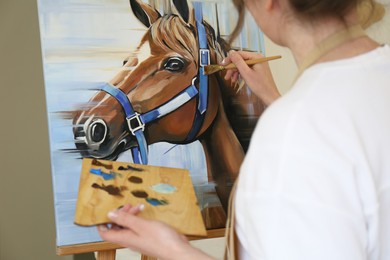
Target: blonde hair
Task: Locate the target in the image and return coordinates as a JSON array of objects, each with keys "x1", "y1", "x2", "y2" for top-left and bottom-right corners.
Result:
[
  {"x1": 229, "y1": 0, "x2": 246, "y2": 44},
  {"x1": 229, "y1": 0, "x2": 385, "y2": 42},
  {"x1": 357, "y1": 0, "x2": 385, "y2": 28}
]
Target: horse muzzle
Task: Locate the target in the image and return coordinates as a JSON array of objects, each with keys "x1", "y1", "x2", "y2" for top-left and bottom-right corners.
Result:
[{"x1": 73, "y1": 115, "x2": 131, "y2": 160}]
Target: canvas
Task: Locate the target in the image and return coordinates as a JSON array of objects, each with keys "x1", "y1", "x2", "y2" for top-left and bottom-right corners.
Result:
[{"x1": 37, "y1": 0, "x2": 265, "y2": 247}]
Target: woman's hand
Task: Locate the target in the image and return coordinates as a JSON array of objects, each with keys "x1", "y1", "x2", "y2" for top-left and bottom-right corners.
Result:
[
  {"x1": 223, "y1": 50, "x2": 281, "y2": 106},
  {"x1": 97, "y1": 204, "x2": 215, "y2": 260}
]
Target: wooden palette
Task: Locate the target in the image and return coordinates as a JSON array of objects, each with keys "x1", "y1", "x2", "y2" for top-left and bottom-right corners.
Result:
[{"x1": 74, "y1": 158, "x2": 207, "y2": 237}]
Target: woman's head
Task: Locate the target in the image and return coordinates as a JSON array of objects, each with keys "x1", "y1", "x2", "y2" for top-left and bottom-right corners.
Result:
[
  {"x1": 229, "y1": 0, "x2": 381, "y2": 43},
  {"x1": 288, "y1": 0, "x2": 362, "y2": 19}
]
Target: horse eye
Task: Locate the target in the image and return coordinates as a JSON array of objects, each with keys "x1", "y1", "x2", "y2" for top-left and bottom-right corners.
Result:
[
  {"x1": 163, "y1": 57, "x2": 185, "y2": 72},
  {"x1": 123, "y1": 59, "x2": 128, "y2": 66}
]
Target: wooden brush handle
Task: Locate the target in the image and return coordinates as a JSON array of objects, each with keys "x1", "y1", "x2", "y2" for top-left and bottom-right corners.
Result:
[{"x1": 224, "y1": 55, "x2": 282, "y2": 70}]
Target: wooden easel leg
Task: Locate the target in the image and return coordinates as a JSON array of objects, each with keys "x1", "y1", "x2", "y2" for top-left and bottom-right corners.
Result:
[
  {"x1": 96, "y1": 249, "x2": 116, "y2": 260},
  {"x1": 141, "y1": 255, "x2": 157, "y2": 260}
]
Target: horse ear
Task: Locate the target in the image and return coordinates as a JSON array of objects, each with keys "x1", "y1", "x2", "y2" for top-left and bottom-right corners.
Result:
[
  {"x1": 185, "y1": 4, "x2": 197, "y2": 27},
  {"x1": 172, "y1": 0, "x2": 189, "y2": 23},
  {"x1": 188, "y1": 8, "x2": 196, "y2": 26},
  {"x1": 130, "y1": 0, "x2": 161, "y2": 28}
]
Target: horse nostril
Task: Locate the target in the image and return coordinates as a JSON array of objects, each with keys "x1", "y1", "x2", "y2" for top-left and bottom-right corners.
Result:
[{"x1": 90, "y1": 121, "x2": 107, "y2": 143}]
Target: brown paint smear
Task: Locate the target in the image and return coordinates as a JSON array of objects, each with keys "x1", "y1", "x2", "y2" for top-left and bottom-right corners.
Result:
[
  {"x1": 92, "y1": 183, "x2": 127, "y2": 197},
  {"x1": 118, "y1": 165, "x2": 144, "y2": 172},
  {"x1": 128, "y1": 176, "x2": 143, "y2": 184},
  {"x1": 131, "y1": 190, "x2": 149, "y2": 198},
  {"x1": 92, "y1": 159, "x2": 113, "y2": 169}
]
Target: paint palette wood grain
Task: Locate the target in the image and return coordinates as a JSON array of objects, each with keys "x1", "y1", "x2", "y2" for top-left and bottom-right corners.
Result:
[{"x1": 74, "y1": 158, "x2": 207, "y2": 237}]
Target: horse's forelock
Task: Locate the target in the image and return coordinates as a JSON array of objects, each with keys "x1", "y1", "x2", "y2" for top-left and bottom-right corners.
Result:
[
  {"x1": 139, "y1": 13, "x2": 227, "y2": 67},
  {"x1": 148, "y1": 15, "x2": 197, "y2": 60}
]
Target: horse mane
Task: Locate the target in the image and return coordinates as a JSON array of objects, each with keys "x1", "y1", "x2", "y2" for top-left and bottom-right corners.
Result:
[
  {"x1": 141, "y1": 13, "x2": 229, "y2": 65},
  {"x1": 140, "y1": 15, "x2": 198, "y2": 61}
]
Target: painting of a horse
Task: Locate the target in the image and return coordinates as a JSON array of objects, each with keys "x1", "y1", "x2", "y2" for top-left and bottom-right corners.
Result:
[{"x1": 72, "y1": 0, "x2": 264, "y2": 228}]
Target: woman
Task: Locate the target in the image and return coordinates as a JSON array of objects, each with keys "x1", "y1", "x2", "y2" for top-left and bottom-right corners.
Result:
[{"x1": 98, "y1": 0, "x2": 390, "y2": 259}]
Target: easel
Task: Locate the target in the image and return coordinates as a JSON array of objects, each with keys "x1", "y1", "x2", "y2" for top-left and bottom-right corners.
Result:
[{"x1": 57, "y1": 228, "x2": 225, "y2": 260}]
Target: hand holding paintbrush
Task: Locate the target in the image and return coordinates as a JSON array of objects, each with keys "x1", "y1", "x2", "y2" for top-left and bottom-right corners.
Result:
[{"x1": 203, "y1": 55, "x2": 282, "y2": 75}]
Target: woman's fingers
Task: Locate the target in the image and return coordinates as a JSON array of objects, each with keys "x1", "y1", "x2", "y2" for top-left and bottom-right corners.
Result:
[
  {"x1": 221, "y1": 50, "x2": 280, "y2": 105},
  {"x1": 97, "y1": 204, "x2": 214, "y2": 259},
  {"x1": 97, "y1": 204, "x2": 145, "y2": 233},
  {"x1": 228, "y1": 50, "x2": 255, "y2": 79},
  {"x1": 121, "y1": 204, "x2": 145, "y2": 214},
  {"x1": 107, "y1": 206, "x2": 148, "y2": 232},
  {"x1": 223, "y1": 50, "x2": 263, "y2": 81},
  {"x1": 97, "y1": 210, "x2": 145, "y2": 246},
  {"x1": 98, "y1": 225, "x2": 140, "y2": 248}
]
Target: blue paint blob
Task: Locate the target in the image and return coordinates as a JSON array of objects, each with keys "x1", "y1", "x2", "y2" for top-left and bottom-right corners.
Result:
[
  {"x1": 145, "y1": 198, "x2": 169, "y2": 206},
  {"x1": 90, "y1": 168, "x2": 122, "y2": 180},
  {"x1": 151, "y1": 183, "x2": 177, "y2": 194}
]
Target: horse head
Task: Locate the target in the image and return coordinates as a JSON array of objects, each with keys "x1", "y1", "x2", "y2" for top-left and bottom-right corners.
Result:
[{"x1": 73, "y1": 0, "x2": 226, "y2": 163}]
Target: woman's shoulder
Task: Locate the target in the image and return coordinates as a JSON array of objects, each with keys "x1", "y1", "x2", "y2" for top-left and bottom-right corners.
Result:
[
  {"x1": 305, "y1": 44, "x2": 390, "y2": 77},
  {"x1": 256, "y1": 44, "x2": 390, "y2": 137},
  {"x1": 291, "y1": 44, "x2": 390, "y2": 104}
]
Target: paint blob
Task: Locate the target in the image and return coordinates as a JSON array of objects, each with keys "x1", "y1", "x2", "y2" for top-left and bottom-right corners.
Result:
[
  {"x1": 91, "y1": 159, "x2": 113, "y2": 169},
  {"x1": 118, "y1": 165, "x2": 144, "y2": 172},
  {"x1": 90, "y1": 168, "x2": 122, "y2": 180},
  {"x1": 91, "y1": 183, "x2": 127, "y2": 197},
  {"x1": 151, "y1": 183, "x2": 177, "y2": 194},
  {"x1": 146, "y1": 198, "x2": 169, "y2": 206},
  {"x1": 131, "y1": 190, "x2": 149, "y2": 198},
  {"x1": 128, "y1": 176, "x2": 143, "y2": 184}
]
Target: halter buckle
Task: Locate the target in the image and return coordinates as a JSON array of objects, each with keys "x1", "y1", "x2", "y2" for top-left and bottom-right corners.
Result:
[
  {"x1": 199, "y1": 49, "x2": 210, "y2": 67},
  {"x1": 127, "y1": 113, "x2": 145, "y2": 135}
]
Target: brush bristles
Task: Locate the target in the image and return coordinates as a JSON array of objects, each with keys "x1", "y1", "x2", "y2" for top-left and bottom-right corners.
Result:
[
  {"x1": 232, "y1": 78, "x2": 246, "y2": 92},
  {"x1": 203, "y1": 65, "x2": 225, "y2": 75}
]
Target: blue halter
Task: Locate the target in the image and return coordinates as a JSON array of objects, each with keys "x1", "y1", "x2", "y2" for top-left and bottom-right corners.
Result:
[
  {"x1": 102, "y1": 2, "x2": 209, "y2": 164},
  {"x1": 185, "y1": 2, "x2": 209, "y2": 141}
]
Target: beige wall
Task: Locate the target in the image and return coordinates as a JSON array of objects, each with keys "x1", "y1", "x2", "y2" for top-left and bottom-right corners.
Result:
[
  {"x1": 0, "y1": 0, "x2": 72, "y2": 259},
  {"x1": 1, "y1": 1, "x2": 389, "y2": 260},
  {"x1": 367, "y1": 1, "x2": 390, "y2": 45},
  {"x1": 265, "y1": 38, "x2": 298, "y2": 94}
]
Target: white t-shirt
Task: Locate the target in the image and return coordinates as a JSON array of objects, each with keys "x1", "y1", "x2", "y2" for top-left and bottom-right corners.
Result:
[{"x1": 235, "y1": 45, "x2": 390, "y2": 260}]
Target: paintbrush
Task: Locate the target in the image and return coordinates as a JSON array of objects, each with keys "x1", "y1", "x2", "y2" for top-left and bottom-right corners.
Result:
[{"x1": 203, "y1": 55, "x2": 282, "y2": 75}]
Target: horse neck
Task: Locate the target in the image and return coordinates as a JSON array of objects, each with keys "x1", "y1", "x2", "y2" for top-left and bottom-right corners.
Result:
[{"x1": 199, "y1": 95, "x2": 244, "y2": 183}]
